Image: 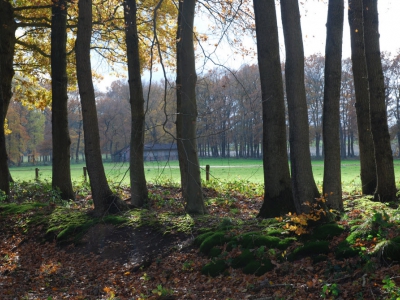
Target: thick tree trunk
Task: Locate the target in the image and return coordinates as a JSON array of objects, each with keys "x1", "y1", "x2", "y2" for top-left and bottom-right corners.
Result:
[
  {"x1": 322, "y1": 0, "x2": 344, "y2": 211},
  {"x1": 0, "y1": 0, "x2": 16, "y2": 189},
  {"x1": 0, "y1": 66, "x2": 9, "y2": 198},
  {"x1": 76, "y1": 0, "x2": 128, "y2": 216},
  {"x1": 51, "y1": 0, "x2": 74, "y2": 200},
  {"x1": 176, "y1": 0, "x2": 206, "y2": 214},
  {"x1": 253, "y1": 0, "x2": 295, "y2": 218},
  {"x1": 363, "y1": 0, "x2": 396, "y2": 202},
  {"x1": 280, "y1": 0, "x2": 320, "y2": 213},
  {"x1": 348, "y1": 0, "x2": 376, "y2": 194},
  {"x1": 124, "y1": 0, "x2": 148, "y2": 207}
]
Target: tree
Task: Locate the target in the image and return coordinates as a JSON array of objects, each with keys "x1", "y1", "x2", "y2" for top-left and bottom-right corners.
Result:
[
  {"x1": 176, "y1": 0, "x2": 207, "y2": 214},
  {"x1": 363, "y1": 0, "x2": 396, "y2": 202},
  {"x1": 75, "y1": 0, "x2": 128, "y2": 216},
  {"x1": 0, "y1": 0, "x2": 16, "y2": 190},
  {"x1": 322, "y1": 0, "x2": 344, "y2": 211},
  {"x1": 0, "y1": 63, "x2": 8, "y2": 197},
  {"x1": 348, "y1": 0, "x2": 377, "y2": 195},
  {"x1": 304, "y1": 54, "x2": 325, "y2": 158},
  {"x1": 124, "y1": 0, "x2": 148, "y2": 207},
  {"x1": 280, "y1": 0, "x2": 320, "y2": 213},
  {"x1": 253, "y1": 0, "x2": 295, "y2": 217},
  {"x1": 51, "y1": 0, "x2": 74, "y2": 200}
]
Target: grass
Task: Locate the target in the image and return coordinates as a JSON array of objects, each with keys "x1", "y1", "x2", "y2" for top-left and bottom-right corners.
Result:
[{"x1": 9, "y1": 159, "x2": 400, "y2": 192}]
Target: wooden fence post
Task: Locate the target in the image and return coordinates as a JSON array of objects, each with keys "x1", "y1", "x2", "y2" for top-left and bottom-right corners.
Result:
[
  {"x1": 206, "y1": 165, "x2": 210, "y2": 181},
  {"x1": 83, "y1": 167, "x2": 87, "y2": 182},
  {"x1": 35, "y1": 168, "x2": 39, "y2": 180}
]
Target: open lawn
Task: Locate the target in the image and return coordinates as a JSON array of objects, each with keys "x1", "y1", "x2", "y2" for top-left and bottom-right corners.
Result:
[{"x1": 9, "y1": 158, "x2": 400, "y2": 192}]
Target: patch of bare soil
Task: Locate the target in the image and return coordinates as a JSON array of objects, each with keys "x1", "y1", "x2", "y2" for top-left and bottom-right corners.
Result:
[{"x1": 74, "y1": 224, "x2": 194, "y2": 269}]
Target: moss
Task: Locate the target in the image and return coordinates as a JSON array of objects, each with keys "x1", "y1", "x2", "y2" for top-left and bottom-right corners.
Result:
[
  {"x1": 199, "y1": 232, "x2": 229, "y2": 254},
  {"x1": 265, "y1": 229, "x2": 284, "y2": 236},
  {"x1": 289, "y1": 241, "x2": 330, "y2": 261},
  {"x1": 226, "y1": 240, "x2": 238, "y2": 252},
  {"x1": 235, "y1": 232, "x2": 281, "y2": 249},
  {"x1": 0, "y1": 203, "x2": 48, "y2": 215},
  {"x1": 346, "y1": 230, "x2": 364, "y2": 244},
  {"x1": 277, "y1": 237, "x2": 296, "y2": 250},
  {"x1": 102, "y1": 215, "x2": 127, "y2": 225},
  {"x1": 217, "y1": 218, "x2": 234, "y2": 230},
  {"x1": 201, "y1": 260, "x2": 228, "y2": 277},
  {"x1": 231, "y1": 249, "x2": 254, "y2": 269},
  {"x1": 242, "y1": 259, "x2": 274, "y2": 276},
  {"x1": 209, "y1": 247, "x2": 222, "y2": 258},
  {"x1": 335, "y1": 246, "x2": 359, "y2": 259},
  {"x1": 194, "y1": 231, "x2": 215, "y2": 247},
  {"x1": 311, "y1": 223, "x2": 345, "y2": 240}
]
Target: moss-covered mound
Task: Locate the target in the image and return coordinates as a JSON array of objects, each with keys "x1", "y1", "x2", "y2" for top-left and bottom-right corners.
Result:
[
  {"x1": 289, "y1": 241, "x2": 330, "y2": 261},
  {"x1": 199, "y1": 231, "x2": 230, "y2": 254},
  {"x1": 231, "y1": 249, "x2": 254, "y2": 269},
  {"x1": 311, "y1": 223, "x2": 345, "y2": 240},
  {"x1": 201, "y1": 260, "x2": 228, "y2": 277},
  {"x1": 242, "y1": 259, "x2": 274, "y2": 276}
]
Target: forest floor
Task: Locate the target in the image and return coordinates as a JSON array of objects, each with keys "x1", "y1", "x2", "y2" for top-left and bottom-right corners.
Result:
[{"x1": 1, "y1": 180, "x2": 400, "y2": 299}]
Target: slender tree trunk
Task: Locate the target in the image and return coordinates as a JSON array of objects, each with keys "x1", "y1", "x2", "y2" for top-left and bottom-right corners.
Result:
[
  {"x1": 76, "y1": 0, "x2": 128, "y2": 216},
  {"x1": 348, "y1": 0, "x2": 377, "y2": 195},
  {"x1": 253, "y1": 0, "x2": 295, "y2": 218},
  {"x1": 124, "y1": 0, "x2": 148, "y2": 207},
  {"x1": 280, "y1": 0, "x2": 320, "y2": 213},
  {"x1": 51, "y1": 0, "x2": 74, "y2": 200},
  {"x1": 323, "y1": 0, "x2": 344, "y2": 211},
  {"x1": 316, "y1": 132, "x2": 321, "y2": 158},
  {"x1": 176, "y1": 0, "x2": 206, "y2": 214},
  {"x1": 75, "y1": 120, "x2": 82, "y2": 163},
  {"x1": 0, "y1": 0, "x2": 16, "y2": 188},
  {"x1": 363, "y1": 0, "x2": 396, "y2": 202}
]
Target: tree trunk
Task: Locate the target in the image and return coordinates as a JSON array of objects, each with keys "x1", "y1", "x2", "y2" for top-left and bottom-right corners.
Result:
[
  {"x1": 316, "y1": 132, "x2": 321, "y2": 158},
  {"x1": 76, "y1": 0, "x2": 128, "y2": 216},
  {"x1": 280, "y1": 0, "x2": 320, "y2": 213},
  {"x1": 0, "y1": 64, "x2": 9, "y2": 198},
  {"x1": 348, "y1": 0, "x2": 377, "y2": 194},
  {"x1": 253, "y1": 0, "x2": 295, "y2": 218},
  {"x1": 0, "y1": 0, "x2": 16, "y2": 188},
  {"x1": 75, "y1": 120, "x2": 82, "y2": 163},
  {"x1": 363, "y1": 0, "x2": 396, "y2": 202},
  {"x1": 323, "y1": 0, "x2": 344, "y2": 211},
  {"x1": 51, "y1": 0, "x2": 74, "y2": 200},
  {"x1": 176, "y1": 0, "x2": 206, "y2": 214},
  {"x1": 124, "y1": 0, "x2": 148, "y2": 207}
]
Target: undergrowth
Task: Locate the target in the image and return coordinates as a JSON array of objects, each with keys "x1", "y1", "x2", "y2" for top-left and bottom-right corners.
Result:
[{"x1": 2, "y1": 179, "x2": 400, "y2": 298}]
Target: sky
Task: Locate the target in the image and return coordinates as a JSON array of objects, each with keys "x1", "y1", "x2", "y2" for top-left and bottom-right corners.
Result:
[{"x1": 95, "y1": 0, "x2": 400, "y2": 91}]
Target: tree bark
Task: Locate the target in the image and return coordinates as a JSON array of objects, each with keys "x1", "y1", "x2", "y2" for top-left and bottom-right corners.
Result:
[
  {"x1": 0, "y1": 63, "x2": 9, "y2": 198},
  {"x1": 322, "y1": 0, "x2": 344, "y2": 211},
  {"x1": 0, "y1": 0, "x2": 16, "y2": 189},
  {"x1": 51, "y1": 0, "x2": 74, "y2": 200},
  {"x1": 176, "y1": 0, "x2": 207, "y2": 214},
  {"x1": 253, "y1": 0, "x2": 295, "y2": 218},
  {"x1": 363, "y1": 0, "x2": 396, "y2": 202},
  {"x1": 348, "y1": 0, "x2": 377, "y2": 195},
  {"x1": 124, "y1": 0, "x2": 148, "y2": 207},
  {"x1": 280, "y1": 0, "x2": 320, "y2": 213},
  {"x1": 76, "y1": 0, "x2": 128, "y2": 216}
]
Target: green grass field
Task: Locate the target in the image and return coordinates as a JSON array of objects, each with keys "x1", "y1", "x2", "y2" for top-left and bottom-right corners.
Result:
[{"x1": 9, "y1": 158, "x2": 400, "y2": 192}]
